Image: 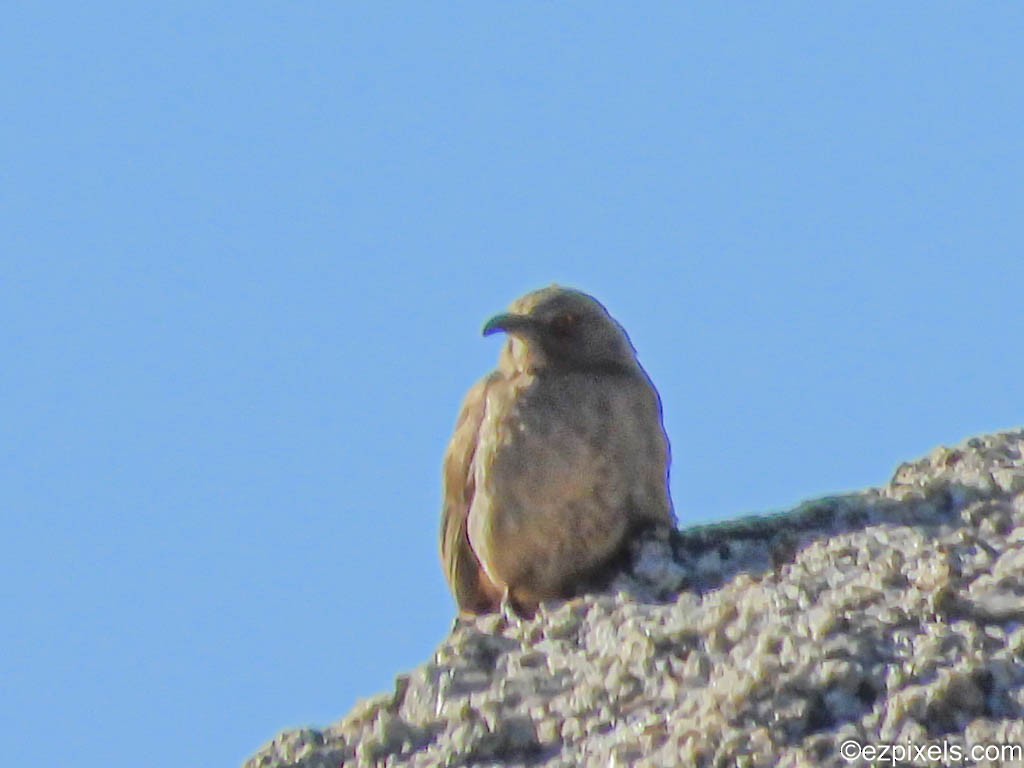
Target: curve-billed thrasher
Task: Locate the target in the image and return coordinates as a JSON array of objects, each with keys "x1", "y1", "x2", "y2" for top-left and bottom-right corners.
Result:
[{"x1": 441, "y1": 286, "x2": 674, "y2": 616}]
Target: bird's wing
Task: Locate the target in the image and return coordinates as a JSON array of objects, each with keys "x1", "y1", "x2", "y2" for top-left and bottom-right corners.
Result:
[
  {"x1": 638, "y1": 369, "x2": 677, "y2": 527},
  {"x1": 441, "y1": 372, "x2": 503, "y2": 613}
]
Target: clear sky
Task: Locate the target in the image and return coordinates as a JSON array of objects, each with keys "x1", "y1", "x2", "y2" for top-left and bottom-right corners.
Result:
[{"x1": 3, "y1": 4, "x2": 1022, "y2": 767}]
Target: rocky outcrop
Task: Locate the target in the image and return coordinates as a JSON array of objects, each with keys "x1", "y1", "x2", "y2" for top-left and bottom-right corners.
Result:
[{"x1": 246, "y1": 429, "x2": 1024, "y2": 767}]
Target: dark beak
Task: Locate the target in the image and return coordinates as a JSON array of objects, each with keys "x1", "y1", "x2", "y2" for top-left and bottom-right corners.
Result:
[{"x1": 482, "y1": 312, "x2": 538, "y2": 337}]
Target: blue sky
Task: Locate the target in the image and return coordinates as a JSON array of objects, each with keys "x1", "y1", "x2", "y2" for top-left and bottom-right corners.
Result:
[{"x1": 3, "y1": 4, "x2": 1022, "y2": 766}]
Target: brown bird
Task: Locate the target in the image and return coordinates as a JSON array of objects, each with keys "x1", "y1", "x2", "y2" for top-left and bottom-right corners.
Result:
[{"x1": 440, "y1": 285, "x2": 674, "y2": 616}]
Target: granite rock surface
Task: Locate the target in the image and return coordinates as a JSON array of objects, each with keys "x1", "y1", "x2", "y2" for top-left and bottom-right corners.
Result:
[{"x1": 246, "y1": 429, "x2": 1024, "y2": 767}]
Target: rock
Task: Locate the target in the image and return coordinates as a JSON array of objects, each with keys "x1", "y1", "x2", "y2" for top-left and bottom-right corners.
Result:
[{"x1": 245, "y1": 428, "x2": 1024, "y2": 767}]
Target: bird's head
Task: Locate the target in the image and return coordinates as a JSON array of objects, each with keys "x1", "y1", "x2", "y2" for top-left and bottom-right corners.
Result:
[{"x1": 483, "y1": 285, "x2": 639, "y2": 374}]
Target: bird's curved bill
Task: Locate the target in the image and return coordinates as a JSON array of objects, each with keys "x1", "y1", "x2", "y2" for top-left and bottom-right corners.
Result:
[{"x1": 482, "y1": 313, "x2": 536, "y2": 337}]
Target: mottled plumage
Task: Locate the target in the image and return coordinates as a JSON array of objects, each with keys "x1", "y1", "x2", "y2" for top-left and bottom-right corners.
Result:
[{"x1": 441, "y1": 286, "x2": 674, "y2": 616}]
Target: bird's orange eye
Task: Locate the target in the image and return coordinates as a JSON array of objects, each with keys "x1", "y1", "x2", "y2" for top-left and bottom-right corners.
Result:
[{"x1": 551, "y1": 313, "x2": 578, "y2": 336}]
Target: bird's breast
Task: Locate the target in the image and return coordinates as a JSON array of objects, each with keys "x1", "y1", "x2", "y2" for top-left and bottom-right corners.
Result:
[
  {"x1": 467, "y1": 371, "x2": 661, "y2": 591},
  {"x1": 485, "y1": 373, "x2": 631, "y2": 484}
]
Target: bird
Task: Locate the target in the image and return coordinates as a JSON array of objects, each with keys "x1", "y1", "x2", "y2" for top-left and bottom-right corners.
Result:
[{"x1": 440, "y1": 285, "x2": 674, "y2": 617}]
